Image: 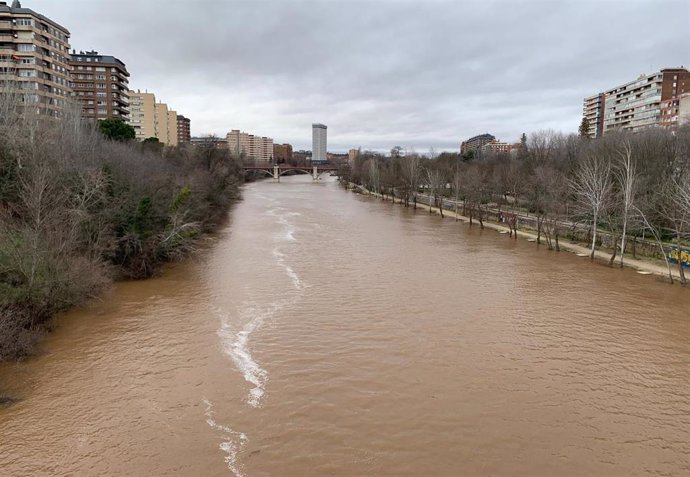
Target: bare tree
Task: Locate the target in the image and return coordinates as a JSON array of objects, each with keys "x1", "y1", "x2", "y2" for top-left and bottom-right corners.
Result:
[
  {"x1": 633, "y1": 205, "x2": 675, "y2": 283},
  {"x1": 460, "y1": 164, "x2": 488, "y2": 227},
  {"x1": 612, "y1": 140, "x2": 638, "y2": 267},
  {"x1": 528, "y1": 130, "x2": 561, "y2": 164},
  {"x1": 570, "y1": 153, "x2": 612, "y2": 259},
  {"x1": 425, "y1": 167, "x2": 446, "y2": 218},
  {"x1": 531, "y1": 165, "x2": 566, "y2": 250},
  {"x1": 401, "y1": 153, "x2": 421, "y2": 209},
  {"x1": 662, "y1": 176, "x2": 689, "y2": 284},
  {"x1": 451, "y1": 166, "x2": 462, "y2": 221},
  {"x1": 366, "y1": 159, "x2": 381, "y2": 197}
]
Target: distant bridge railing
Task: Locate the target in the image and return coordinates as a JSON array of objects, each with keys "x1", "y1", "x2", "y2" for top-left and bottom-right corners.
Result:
[{"x1": 242, "y1": 163, "x2": 338, "y2": 181}]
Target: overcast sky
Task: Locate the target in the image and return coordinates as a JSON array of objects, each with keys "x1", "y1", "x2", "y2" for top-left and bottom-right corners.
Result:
[{"x1": 28, "y1": 0, "x2": 689, "y2": 152}]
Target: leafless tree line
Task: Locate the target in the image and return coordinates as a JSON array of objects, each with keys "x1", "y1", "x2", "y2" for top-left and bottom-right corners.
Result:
[
  {"x1": 339, "y1": 126, "x2": 690, "y2": 284},
  {"x1": 0, "y1": 94, "x2": 242, "y2": 360}
]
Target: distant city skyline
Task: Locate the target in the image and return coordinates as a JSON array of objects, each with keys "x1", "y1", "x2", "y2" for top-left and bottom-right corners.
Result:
[{"x1": 21, "y1": 0, "x2": 690, "y2": 152}]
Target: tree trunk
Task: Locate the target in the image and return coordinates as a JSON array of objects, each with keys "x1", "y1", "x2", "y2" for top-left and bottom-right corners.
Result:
[
  {"x1": 608, "y1": 235, "x2": 618, "y2": 266},
  {"x1": 590, "y1": 212, "x2": 598, "y2": 260},
  {"x1": 677, "y1": 234, "x2": 687, "y2": 285}
]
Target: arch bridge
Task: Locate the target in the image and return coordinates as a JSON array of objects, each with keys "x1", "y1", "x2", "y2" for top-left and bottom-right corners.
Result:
[{"x1": 243, "y1": 163, "x2": 338, "y2": 181}]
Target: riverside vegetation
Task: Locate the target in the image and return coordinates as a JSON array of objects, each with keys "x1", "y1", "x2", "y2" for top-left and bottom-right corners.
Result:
[
  {"x1": 0, "y1": 101, "x2": 242, "y2": 361},
  {"x1": 339, "y1": 126, "x2": 690, "y2": 283}
]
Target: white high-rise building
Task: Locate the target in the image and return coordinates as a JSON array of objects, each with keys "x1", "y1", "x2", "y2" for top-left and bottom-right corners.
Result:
[{"x1": 312, "y1": 123, "x2": 327, "y2": 163}]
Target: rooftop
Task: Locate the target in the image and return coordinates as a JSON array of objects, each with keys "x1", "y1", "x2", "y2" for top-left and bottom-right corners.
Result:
[
  {"x1": 70, "y1": 50, "x2": 128, "y2": 71},
  {"x1": 0, "y1": 1, "x2": 70, "y2": 35},
  {"x1": 463, "y1": 133, "x2": 496, "y2": 142}
]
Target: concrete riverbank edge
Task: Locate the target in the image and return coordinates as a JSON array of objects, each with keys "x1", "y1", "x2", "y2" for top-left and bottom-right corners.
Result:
[{"x1": 349, "y1": 184, "x2": 682, "y2": 281}]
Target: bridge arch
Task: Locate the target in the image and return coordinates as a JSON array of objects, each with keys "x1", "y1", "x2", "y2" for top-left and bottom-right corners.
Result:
[
  {"x1": 246, "y1": 168, "x2": 274, "y2": 178},
  {"x1": 279, "y1": 168, "x2": 312, "y2": 177}
]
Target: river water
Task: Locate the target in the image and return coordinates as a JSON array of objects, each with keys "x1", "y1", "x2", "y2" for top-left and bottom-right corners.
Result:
[{"x1": 1, "y1": 175, "x2": 689, "y2": 476}]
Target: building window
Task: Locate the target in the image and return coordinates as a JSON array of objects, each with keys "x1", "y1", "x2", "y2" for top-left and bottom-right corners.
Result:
[{"x1": 17, "y1": 44, "x2": 34, "y2": 52}]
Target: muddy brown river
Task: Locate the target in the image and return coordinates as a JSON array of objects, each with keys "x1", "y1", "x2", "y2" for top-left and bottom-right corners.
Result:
[{"x1": 1, "y1": 175, "x2": 689, "y2": 476}]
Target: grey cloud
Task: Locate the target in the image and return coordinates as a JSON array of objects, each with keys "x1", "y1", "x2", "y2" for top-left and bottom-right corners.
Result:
[{"x1": 30, "y1": 0, "x2": 690, "y2": 152}]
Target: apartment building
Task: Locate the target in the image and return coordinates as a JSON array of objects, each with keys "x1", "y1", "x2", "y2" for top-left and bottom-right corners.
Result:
[
  {"x1": 261, "y1": 136, "x2": 273, "y2": 162},
  {"x1": 583, "y1": 67, "x2": 690, "y2": 137},
  {"x1": 166, "y1": 107, "x2": 178, "y2": 146},
  {"x1": 583, "y1": 93, "x2": 605, "y2": 138},
  {"x1": 0, "y1": 0, "x2": 71, "y2": 116},
  {"x1": 273, "y1": 143, "x2": 292, "y2": 163},
  {"x1": 126, "y1": 90, "x2": 179, "y2": 145},
  {"x1": 127, "y1": 90, "x2": 155, "y2": 140},
  {"x1": 680, "y1": 93, "x2": 690, "y2": 126},
  {"x1": 69, "y1": 50, "x2": 129, "y2": 120},
  {"x1": 460, "y1": 133, "x2": 495, "y2": 155},
  {"x1": 480, "y1": 141, "x2": 515, "y2": 154},
  {"x1": 227, "y1": 129, "x2": 273, "y2": 162},
  {"x1": 312, "y1": 123, "x2": 327, "y2": 163},
  {"x1": 348, "y1": 148, "x2": 359, "y2": 163},
  {"x1": 176, "y1": 114, "x2": 191, "y2": 143},
  {"x1": 154, "y1": 103, "x2": 169, "y2": 143},
  {"x1": 191, "y1": 136, "x2": 227, "y2": 149}
]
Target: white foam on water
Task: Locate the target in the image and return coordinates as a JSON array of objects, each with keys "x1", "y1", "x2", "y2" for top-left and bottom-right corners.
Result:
[
  {"x1": 215, "y1": 205, "x2": 307, "y2": 408},
  {"x1": 267, "y1": 208, "x2": 302, "y2": 243},
  {"x1": 203, "y1": 398, "x2": 248, "y2": 477},
  {"x1": 277, "y1": 214, "x2": 296, "y2": 242},
  {"x1": 217, "y1": 304, "x2": 277, "y2": 408},
  {"x1": 272, "y1": 248, "x2": 304, "y2": 290}
]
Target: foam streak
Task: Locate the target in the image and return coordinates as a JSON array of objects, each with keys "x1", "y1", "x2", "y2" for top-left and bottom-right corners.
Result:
[{"x1": 203, "y1": 399, "x2": 248, "y2": 477}]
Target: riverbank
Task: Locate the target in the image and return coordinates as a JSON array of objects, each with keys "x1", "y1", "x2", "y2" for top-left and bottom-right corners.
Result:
[
  {"x1": 0, "y1": 116, "x2": 244, "y2": 362},
  {"x1": 353, "y1": 185, "x2": 683, "y2": 281},
  {"x1": 4, "y1": 175, "x2": 689, "y2": 476}
]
